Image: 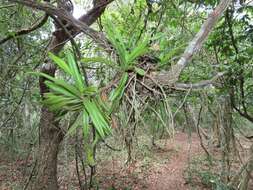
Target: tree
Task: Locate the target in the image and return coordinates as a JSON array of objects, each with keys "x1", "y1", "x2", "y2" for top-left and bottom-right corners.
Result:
[{"x1": 3, "y1": 0, "x2": 253, "y2": 189}]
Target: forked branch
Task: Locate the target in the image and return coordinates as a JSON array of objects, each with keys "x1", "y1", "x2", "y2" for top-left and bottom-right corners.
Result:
[{"x1": 154, "y1": 0, "x2": 232, "y2": 86}]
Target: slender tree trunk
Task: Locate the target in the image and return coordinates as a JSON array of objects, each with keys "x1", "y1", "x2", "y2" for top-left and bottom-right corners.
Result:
[
  {"x1": 30, "y1": 108, "x2": 63, "y2": 190},
  {"x1": 183, "y1": 102, "x2": 196, "y2": 132},
  {"x1": 219, "y1": 97, "x2": 233, "y2": 183}
]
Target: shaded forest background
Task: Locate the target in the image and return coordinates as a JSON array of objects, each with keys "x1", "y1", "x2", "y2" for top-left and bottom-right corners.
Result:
[{"x1": 1, "y1": 0, "x2": 253, "y2": 189}]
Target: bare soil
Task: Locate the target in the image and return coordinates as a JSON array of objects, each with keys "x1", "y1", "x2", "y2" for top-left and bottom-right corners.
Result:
[
  {"x1": 0, "y1": 132, "x2": 208, "y2": 190},
  {"x1": 145, "y1": 132, "x2": 202, "y2": 190},
  {"x1": 92, "y1": 132, "x2": 203, "y2": 190}
]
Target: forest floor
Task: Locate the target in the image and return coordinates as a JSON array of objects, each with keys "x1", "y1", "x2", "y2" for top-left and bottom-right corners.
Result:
[
  {"x1": 0, "y1": 131, "x2": 204, "y2": 190},
  {"x1": 91, "y1": 131, "x2": 205, "y2": 190},
  {"x1": 2, "y1": 131, "x2": 251, "y2": 190},
  {"x1": 144, "y1": 132, "x2": 203, "y2": 190}
]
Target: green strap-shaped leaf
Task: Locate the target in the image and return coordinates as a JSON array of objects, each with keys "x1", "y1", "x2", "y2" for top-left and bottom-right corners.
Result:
[
  {"x1": 45, "y1": 81, "x2": 77, "y2": 98},
  {"x1": 52, "y1": 79, "x2": 81, "y2": 98},
  {"x1": 29, "y1": 72, "x2": 55, "y2": 81},
  {"x1": 84, "y1": 99, "x2": 105, "y2": 138},
  {"x1": 43, "y1": 93, "x2": 76, "y2": 105},
  {"x1": 81, "y1": 57, "x2": 117, "y2": 68},
  {"x1": 104, "y1": 19, "x2": 127, "y2": 67},
  {"x1": 126, "y1": 39, "x2": 149, "y2": 65},
  {"x1": 30, "y1": 72, "x2": 82, "y2": 98},
  {"x1": 66, "y1": 113, "x2": 82, "y2": 137},
  {"x1": 48, "y1": 52, "x2": 72, "y2": 75},
  {"x1": 83, "y1": 99, "x2": 111, "y2": 138},
  {"x1": 95, "y1": 95, "x2": 110, "y2": 113},
  {"x1": 46, "y1": 98, "x2": 82, "y2": 111},
  {"x1": 83, "y1": 86, "x2": 98, "y2": 96},
  {"x1": 109, "y1": 72, "x2": 128, "y2": 102},
  {"x1": 67, "y1": 52, "x2": 85, "y2": 92}
]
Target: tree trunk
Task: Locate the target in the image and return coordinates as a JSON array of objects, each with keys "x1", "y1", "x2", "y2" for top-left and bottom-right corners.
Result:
[
  {"x1": 30, "y1": 108, "x2": 63, "y2": 190},
  {"x1": 182, "y1": 102, "x2": 196, "y2": 132},
  {"x1": 219, "y1": 97, "x2": 233, "y2": 183},
  {"x1": 25, "y1": 1, "x2": 111, "y2": 189}
]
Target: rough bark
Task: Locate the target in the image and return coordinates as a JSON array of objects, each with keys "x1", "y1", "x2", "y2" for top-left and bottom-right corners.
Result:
[
  {"x1": 30, "y1": 35, "x2": 65, "y2": 190},
  {"x1": 219, "y1": 97, "x2": 233, "y2": 183},
  {"x1": 182, "y1": 103, "x2": 196, "y2": 132},
  {"x1": 30, "y1": 108, "x2": 63, "y2": 190}
]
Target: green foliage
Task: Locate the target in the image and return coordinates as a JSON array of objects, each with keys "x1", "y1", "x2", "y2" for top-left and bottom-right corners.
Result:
[
  {"x1": 2, "y1": 0, "x2": 253, "y2": 189},
  {"x1": 103, "y1": 18, "x2": 149, "y2": 70},
  {"x1": 98, "y1": 17, "x2": 151, "y2": 113},
  {"x1": 109, "y1": 72, "x2": 128, "y2": 108},
  {"x1": 32, "y1": 53, "x2": 111, "y2": 141}
]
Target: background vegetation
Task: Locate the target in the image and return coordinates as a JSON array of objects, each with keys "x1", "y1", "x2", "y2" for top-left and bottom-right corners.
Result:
[{"x1": 0, "y1": 0, "x2": 253, "y2": 189}]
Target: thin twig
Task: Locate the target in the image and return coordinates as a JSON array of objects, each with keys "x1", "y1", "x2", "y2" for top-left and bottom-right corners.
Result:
[{"x1": 0, "y1": 14, "x2": 49, "y2": 45}]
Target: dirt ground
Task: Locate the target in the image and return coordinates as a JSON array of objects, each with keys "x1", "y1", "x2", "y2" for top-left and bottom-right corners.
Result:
[
  {"x1": 145, "y1": 132, "x2": 202, "y2": 190},
  {"x1": 92, "y1": 132, "x2": 203, "y2": 190},
  {"x1": 2, "y1": 131, "x2": 251, "y2": 190},
  {"x1": 0, "y1": 131, "x2": 203, "y2": 190}
]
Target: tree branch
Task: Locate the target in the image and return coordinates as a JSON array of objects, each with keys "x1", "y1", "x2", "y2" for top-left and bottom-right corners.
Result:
[
  {"x1": 8, "y1": 0, "x2": 113, "y2": 50},
  {"x1": 154, "y1": 0, "x2": 232, "y2": 86},
  {"x1": 174, "y1": 72, "x2": 225, "y2": 90},
  {"x1": 0, "y1": 14, "x2": 49, "y2": 45}
]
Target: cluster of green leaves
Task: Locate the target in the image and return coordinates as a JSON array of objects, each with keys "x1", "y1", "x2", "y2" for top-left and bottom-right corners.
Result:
[
  {"x1": 80, "y1": 17, "x2": 151, "y2": 112},
  {"x1": 34, "y1": 53, "x2": 111, "y2": 140},
  {"x1": 33, "y1": 53, "x2": 117, "y2": 165},
  {"x1": 103, "y1": 18, "x2": 153, "y2": 110},
  {"x1": 29, "y1": 12, "x2": 151, "y2": 152},
  {"x1": 104, "y1": 18, "x2": 149, "y2": 72}
]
